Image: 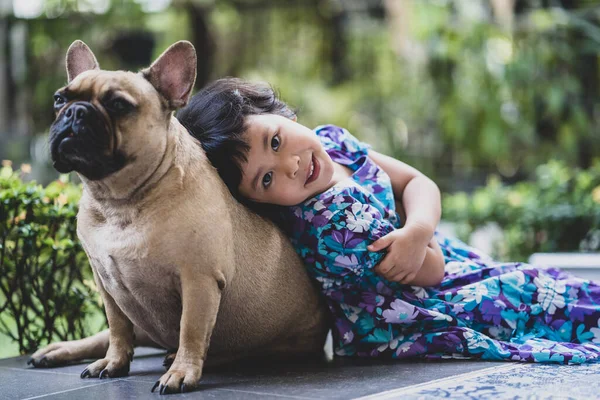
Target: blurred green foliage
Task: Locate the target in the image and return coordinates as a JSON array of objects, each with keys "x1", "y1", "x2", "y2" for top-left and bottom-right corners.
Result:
[
  {"x1": 0, "y1": 163, "x2": 104, "y2": 355},
  {"x1": 8, "y1": 1, "x2": 599, "y2": 190},
  {"x1": 443, "y1": 158, "x2": 600, "y2": 262},
  {"x1": 229, "y1": 2, "x2": 600, "y2": 185},
  {"x1": 24, "y1": 2, "x2": 188, "y2": 140}
]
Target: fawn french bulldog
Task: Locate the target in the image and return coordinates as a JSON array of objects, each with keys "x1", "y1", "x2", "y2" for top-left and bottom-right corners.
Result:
[{"x1": 29, "y1": 40, "x2": 329, "y2": 394}]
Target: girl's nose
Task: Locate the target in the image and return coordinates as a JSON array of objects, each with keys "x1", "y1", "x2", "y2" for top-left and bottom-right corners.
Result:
[{"x1": 282, "y1": 155, "x2": 300, "y2": 178}]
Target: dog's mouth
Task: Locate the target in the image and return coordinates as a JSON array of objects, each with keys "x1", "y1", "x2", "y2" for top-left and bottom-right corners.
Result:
[
  {"x1": 50, "y1": 121, "x2": 92, "y2": 172},
  {"x1": 50, "y1": 127, "x2": 77, "y2": 173}
]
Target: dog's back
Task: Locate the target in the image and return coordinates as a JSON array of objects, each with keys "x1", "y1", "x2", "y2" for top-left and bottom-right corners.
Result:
[{"x1": 173, "y1": 120, "x2": 330, "y2": 362}]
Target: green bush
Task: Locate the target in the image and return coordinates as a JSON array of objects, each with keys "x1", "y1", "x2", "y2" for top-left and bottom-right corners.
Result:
[
  {"x1": 0, "y1": 162, "x2": 104, "y2": 355},
  {"x1": 442, "y1": 159, "x2": 600, "y2": 262}
]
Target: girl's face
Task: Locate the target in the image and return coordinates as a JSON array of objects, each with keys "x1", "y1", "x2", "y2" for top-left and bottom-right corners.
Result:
[{"x1": 238, "y1": 114, "x2": 336, "y2": 206}]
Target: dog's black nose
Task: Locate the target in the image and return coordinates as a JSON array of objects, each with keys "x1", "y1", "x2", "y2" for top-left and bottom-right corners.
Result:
[{"x1": 64, "y1": 103, "x2": 89, "y2": 122}]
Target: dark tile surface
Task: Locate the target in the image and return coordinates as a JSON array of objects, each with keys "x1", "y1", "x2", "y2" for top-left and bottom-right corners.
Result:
[
  {"x1": 0, "y1": 366, "x2": 113, "y2": 400},
  {"x1": 0, "y1": 347, "x2": 507, "y2": 399},
  {"x1": 38, "y1": 379, "x2": 298, "y2": 400}
]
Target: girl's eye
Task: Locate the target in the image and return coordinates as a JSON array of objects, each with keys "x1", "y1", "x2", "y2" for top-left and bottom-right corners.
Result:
[
  {"x1": 262, "y1": 172, "x2": 273, "y2": 188},
  {"x1": 271, "y1": 134, "x2": 280, "y2": 151}
]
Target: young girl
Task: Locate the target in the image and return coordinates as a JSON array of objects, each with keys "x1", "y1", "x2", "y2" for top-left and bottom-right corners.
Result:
[{"x1": 178, "y1": 78, "x2": 600, "y2": 364}]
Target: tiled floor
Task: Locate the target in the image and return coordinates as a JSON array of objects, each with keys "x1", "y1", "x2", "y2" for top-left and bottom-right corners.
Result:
[
  {"x1": 4, "y1": 265, "x2": 600, "y2": 399},
  {"x1": 0, "y1": 347, "x2": 507, "y2": 399}
]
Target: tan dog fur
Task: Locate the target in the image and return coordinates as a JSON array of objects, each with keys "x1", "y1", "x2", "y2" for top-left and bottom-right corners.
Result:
[{"x1": 30, "y1": 40, "x2": 329, "y2": 394}]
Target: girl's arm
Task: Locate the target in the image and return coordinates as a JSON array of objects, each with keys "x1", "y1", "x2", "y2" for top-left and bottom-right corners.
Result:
[
  {"x1": 368, "y1": 150, "x2": 441, "y2": 237},
  {"x1": 369, "y1": 150, "x2": 445, "y2": 285},
  {"x1": 422, "y1": 234, "x2": 446, "y2": 286},
  {"x1": 400, "y1": 205, "x2": 445, "y2": 286}
]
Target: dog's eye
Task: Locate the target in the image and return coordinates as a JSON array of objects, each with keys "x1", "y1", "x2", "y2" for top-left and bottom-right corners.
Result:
[
  {"x1": 107, "y1": 98, "x2": 133, "y2": 115},
  {"x1": 53, "y1": 95, "x2": 65, "y2": 109}
]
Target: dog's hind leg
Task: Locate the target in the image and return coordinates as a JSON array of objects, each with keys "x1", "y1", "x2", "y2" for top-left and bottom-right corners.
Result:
[
  {"x1": 28, "y1": 329, "x2": 111, "y2": 368},
  {"x1": 162, "y1": 350, "x2": 177, "y2": 371},
  {"x1": 28, "y1": 325, "x2": 163, "y2": 368}
]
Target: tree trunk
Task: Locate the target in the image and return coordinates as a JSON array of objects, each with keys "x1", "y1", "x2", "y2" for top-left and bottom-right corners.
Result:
[
  {"x1": 186, "y1": 4, "x2": 215, "y2": 90},
  {"x1": 0, "y1": 18, "x2": 8, "y2": 157}
]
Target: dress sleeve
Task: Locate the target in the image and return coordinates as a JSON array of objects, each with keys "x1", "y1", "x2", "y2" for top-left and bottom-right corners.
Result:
[
  {"x1": 295, "y1": 190, "x2": 395, "y2": 281},
  {"x1": 314, "y1": 125, "x2": 371, "y2": 167}
]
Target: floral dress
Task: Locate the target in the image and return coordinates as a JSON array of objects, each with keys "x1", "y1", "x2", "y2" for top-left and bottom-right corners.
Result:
[{"x1": 280, "y1": 125, "x2": 600, "y2": 364}]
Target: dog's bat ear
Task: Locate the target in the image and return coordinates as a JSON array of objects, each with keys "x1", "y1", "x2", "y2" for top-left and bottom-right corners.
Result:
[
  {"x1": 66, "y1": 40, "x2": 100, "y2": 83},
  {"x1": 142, "y1": 41, "x2": 197, "y2": 110}
]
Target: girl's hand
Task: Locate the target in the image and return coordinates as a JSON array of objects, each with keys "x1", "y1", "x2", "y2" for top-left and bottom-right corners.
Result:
[{"x1": 368, "y1": 224, "x2": 431, "y2": 284}]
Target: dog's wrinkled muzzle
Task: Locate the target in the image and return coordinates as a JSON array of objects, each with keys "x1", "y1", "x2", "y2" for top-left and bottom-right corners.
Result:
[
  {"x1": 50, "y1": 101, "x2": 95, "y2": 170},
  {"x1": 65, "y1": 103, "x2": 92, "y2": 136},
  {"x1": 49, "y1": 101, "x2": 124, "y2": 180}
]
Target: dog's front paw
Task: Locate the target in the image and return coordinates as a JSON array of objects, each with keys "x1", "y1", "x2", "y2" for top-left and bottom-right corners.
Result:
[
  {"x1": 80, "y1": 356, "x2": 131, "y2": 379},
  {"x1": 151, "y1": 361, "x2": 203, "y2": 395}
]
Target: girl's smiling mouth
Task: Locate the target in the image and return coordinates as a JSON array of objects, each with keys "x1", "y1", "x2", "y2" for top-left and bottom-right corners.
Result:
[{"x1": 306, "y1": 154, "x2": 320, "y2": 185}]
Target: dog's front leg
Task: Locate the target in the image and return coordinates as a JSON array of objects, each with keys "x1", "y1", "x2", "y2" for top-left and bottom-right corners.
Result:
[
  {"x1": 80, "y1": 280, "x2": 134, "y2": 379},
  {"x1": 152, "y1": 273, "x2": 223, "y2": 395}
]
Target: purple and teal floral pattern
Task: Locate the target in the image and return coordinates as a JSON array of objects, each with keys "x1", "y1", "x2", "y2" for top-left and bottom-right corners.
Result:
[{"x1": 280, "y1": 125, "x2": 600, "y2": 364}]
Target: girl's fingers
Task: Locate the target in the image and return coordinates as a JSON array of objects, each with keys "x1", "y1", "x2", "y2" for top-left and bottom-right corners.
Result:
[
  {"x1": 368, "y1": 233, "x2": 394, "y2": 252},
  {"x1": 376, "y1": 262, "x2": 394, "y2": 275},
  {"x1": 400, "y1": 272, "x2": 417, "y2": 285},
  {"x1": 389, "y1": 270, "x2": 408, "y2": 283},
  {"x1": 385, "y1": 266, "x2": 405, "y2": 282},
  {"x1": 378, "y1": 257, "x2": 409, "y2": 280},
  {"x1": 385, "y1": 266, "x2": 402, "y2": 280},
  {"x1": 375, "y1": 253, "x2": 395, "y2": 275}
]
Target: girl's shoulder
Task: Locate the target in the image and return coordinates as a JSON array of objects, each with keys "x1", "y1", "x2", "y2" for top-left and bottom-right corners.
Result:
[{"x1": 313, "y1": 124, "x2": 371, "y2": 161}]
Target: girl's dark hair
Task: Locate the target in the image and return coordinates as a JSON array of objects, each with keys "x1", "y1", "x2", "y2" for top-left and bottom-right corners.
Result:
[{"x1": 177, "y1": 77, "x2": 295, "y2": 223}]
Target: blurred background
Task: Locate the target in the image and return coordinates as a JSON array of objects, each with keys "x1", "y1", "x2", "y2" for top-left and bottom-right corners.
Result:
[
  {"x1": 1, "y1": 0, "x2": 599, "y2": 189},
  {"x1": 1, "y1": 0, "x2": 600, "y2": 358}
]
